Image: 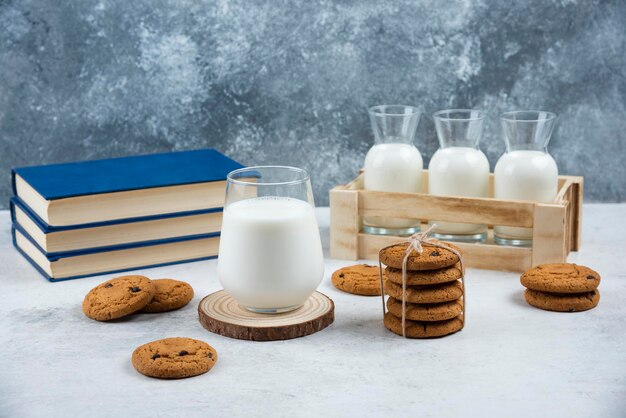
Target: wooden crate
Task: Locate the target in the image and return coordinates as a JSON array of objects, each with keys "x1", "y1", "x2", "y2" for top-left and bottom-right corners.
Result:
[{"x1": 329, "y1": 170, "x2": 583, "y2": 272}]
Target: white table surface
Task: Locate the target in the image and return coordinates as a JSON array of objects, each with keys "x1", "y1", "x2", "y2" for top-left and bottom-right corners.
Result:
[{"x1": 1, "y1": 205, "x2": 625, "y2": 418}]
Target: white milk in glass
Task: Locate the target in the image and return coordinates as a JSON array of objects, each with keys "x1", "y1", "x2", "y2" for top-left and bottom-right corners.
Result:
[
  {"x1": 217, "y1": 196, "x2": 324, "y2": 310},
  {"x1": 363, "y1": 142, "x2": 423, "y2": 229},
  {"x1": 428, "y1": 147, "x2": 489, "y2": 234},
  {"x1": 494, "y1": 150, "x2": 558, "y2": 240}
]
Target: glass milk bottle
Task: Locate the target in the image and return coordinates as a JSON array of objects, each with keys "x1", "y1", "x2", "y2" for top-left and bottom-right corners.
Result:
[
  {"x1": 494, "y1": 111, "x2": 558, "y2": 246},
  {"x1": 363, "y1": 105, "x2": 422, "y2": 236},
  {"x1": 428, "y1": 109, "x2": 489, "y2": 242}
]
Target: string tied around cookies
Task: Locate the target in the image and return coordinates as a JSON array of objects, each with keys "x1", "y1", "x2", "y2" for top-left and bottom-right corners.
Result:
[{"x1": 378, "y1": 224, "x2": 466, "y2": 338}]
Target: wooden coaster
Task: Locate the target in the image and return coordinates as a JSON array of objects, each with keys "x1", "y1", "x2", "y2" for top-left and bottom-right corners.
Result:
[{"x1": 198, "y1": 290, "x2": 334, "y2": 341}]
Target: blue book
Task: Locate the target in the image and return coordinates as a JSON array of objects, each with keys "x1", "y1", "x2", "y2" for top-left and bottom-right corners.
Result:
[
  {"x1": 11, "y1": 197, "x2": 223, "y2": 256},
  {"x1": 11, "y1": 149, "x2": 243, "y2": 227},
  {"x1": 12, "y1": 226, "x2": 220, "y2": 282}
]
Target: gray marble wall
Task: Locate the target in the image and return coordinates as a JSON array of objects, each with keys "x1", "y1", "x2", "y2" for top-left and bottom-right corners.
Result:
[{"x1": 1, "y1": 0, "x2": 625, "y2": 208}]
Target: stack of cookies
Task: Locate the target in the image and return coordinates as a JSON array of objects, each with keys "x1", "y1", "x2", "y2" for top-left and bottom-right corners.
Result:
[
  {"x1": 379, "y1": 241, "x2": 464, "y2": 338},
  {"x1": 521, "y1": 263, "x2": 601, "y2": 312}
]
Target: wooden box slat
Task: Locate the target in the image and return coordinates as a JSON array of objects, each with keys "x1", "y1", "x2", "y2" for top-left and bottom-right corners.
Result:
[{"x1": 358, "y1": 190, "x2": 535, "y2": 227}]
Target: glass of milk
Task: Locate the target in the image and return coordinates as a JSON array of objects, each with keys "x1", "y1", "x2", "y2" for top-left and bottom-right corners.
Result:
[
  {"x1": 363, "y1": 105, "x2": 423, "y2": 236},
  {"x1": 428, "y1": 109, "x2": 489, "y2": 242},
  {"x1": 494, "y1": 110, "x2": 558, "y2": 246},
  {"x1": 217, "y1": 166, "x2": 324, "y2": 313}
]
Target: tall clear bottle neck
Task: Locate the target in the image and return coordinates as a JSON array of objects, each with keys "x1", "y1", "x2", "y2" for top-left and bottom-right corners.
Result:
[
  {"x1": 433, "y1": 109, "x2": 485, "y2": 150},
  {"x1": 501, "y1": 110, "x2": 556, "y2": 153},
  {"x1": 369, "y1": 105, "x2": 421, "y2": 146}
]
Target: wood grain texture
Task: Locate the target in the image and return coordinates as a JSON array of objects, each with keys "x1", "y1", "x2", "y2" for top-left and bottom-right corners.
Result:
[
  {"x1": 531, "y1": 203, "x2": 568, "y2": 266},
  {"x1": 330, "y1": 187, "x2": 360, "y2": 260},
  {"x1": 198, "y1": 290, "x2": 334, "y2": 341},
  {"x1": 345, "y1": 174, "x2": 363, "y2": 190},
  {"x1": 555, "y1": 178, "x2": 574, "y2": 202},
  {"x1": 553, "y1": 176, "x2": 583, "y2": 251},
  {"x1": 571, "y1": 178, "x2": 584, "y2": 251},
  {"x1": 359, "y1": 190, "x2": 535, "y2": 228}
]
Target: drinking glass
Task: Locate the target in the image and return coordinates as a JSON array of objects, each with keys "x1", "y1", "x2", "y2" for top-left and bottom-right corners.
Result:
[
  {"x1": 428, "y1": 109, "x2": 489, "y2": 242},
  {"x1": 363, "y1": 105, "x2": 423, "y2": 236},
  {"x1": 494, "y1": 111, "x2": 559, "y2": 246},
  {"x1": 217, "y1": 166, "x2": 324, "y2": 313}
]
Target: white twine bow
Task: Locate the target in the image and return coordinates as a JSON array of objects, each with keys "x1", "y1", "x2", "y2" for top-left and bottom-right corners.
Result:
[{"x1": 378, "y1": 224, "x2": 466, "y2": 338}]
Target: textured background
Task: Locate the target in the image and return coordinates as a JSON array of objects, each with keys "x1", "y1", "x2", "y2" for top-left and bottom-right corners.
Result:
[{"x1": 1, "y1": 0, "x2": 625, "y2": 207}]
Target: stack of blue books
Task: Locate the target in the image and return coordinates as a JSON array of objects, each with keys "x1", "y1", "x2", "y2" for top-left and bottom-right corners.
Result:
[{"x1": 11, "y1": 149, "x2": 243, "y2": 281}]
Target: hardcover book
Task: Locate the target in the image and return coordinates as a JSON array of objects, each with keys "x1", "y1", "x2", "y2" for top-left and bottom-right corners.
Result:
[
  {"x1": 11, "y1": 197, "x2": 223, "y2": 255},
  {"x1": 13, "y1": 228, "x2": 220, "y2": 282},
  {"x1": 11, "y1": 148, "x2": 243, "y2": 227}
]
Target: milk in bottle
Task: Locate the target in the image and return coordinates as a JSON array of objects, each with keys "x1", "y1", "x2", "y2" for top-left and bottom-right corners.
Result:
[{"x1": 363, "y1": 105, "x2": 422, "y2": 235}]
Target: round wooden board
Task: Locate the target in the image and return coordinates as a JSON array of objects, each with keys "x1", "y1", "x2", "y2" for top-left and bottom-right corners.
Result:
[{"x1": 198, "y1": 290, "x2": 334, "y2": 341}]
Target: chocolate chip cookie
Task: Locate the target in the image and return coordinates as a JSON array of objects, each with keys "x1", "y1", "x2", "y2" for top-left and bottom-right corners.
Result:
[
  {"x1": 132, "y1": 337, "x2": 218, "y2": 379},
  {"x1": 385, "y1": 279, "x2": 463, "y2": 304},
  {"x1": 521, "y1": 263, "x2": 600, "y2": 293},
  {"x1": 386, "y1": 297, "x2": 463, "y2": 322},
  {"x1": 385, "y1": 264, "x2": 463, "y2": 286},
  {"x1": 524, "y1": 289, "x2": 600, "y2": 312},
  {"x1": 140, "y1": 279, "x2": 194, "y2": 313},
  {"x1": 331, "y1": 264, "x2": 385, "y2": 296},
  {"x1": 82, "y1": 275, "x2": 155, "y2": 321},
  {"x1": 379, "y1": 241, "x2": 461, "y2": 271},
  {"x1": 383, "y1": 312, "x2": 464, "y2": 338}
]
